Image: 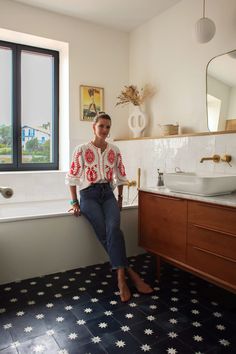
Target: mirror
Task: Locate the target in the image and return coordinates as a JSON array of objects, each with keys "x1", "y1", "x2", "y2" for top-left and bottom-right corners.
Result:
[{"x1": 207, "y1": 50, "x2": 236, "y2": 132}]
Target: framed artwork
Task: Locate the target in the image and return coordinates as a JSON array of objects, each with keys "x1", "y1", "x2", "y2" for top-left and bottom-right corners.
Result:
[{"x1": 80, "y1": 85, "x2": 104, "y2": 121}]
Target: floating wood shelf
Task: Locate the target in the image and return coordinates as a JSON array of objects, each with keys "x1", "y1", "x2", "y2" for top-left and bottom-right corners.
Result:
[{"x1": 113, "y1": 129, "x2": 236, "y2": 141}]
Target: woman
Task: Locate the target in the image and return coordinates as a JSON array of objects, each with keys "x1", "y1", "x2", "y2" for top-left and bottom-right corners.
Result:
[{"x1": 66, "y1": 112, "x2": 153, "y2": 302}]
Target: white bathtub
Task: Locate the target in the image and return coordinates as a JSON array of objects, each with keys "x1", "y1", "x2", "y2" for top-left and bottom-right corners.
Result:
[
  {"x1": 0, "y1": 199, "x2": 72, "y2": 222},
  {"x1": 0, "y1": 199, "x2": 142, "y2": 285},
  {"x1": 0, "y1": 198, "x2": 137, "y2": 222}
]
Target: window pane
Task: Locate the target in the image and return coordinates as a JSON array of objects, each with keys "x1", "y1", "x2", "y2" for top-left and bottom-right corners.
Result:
[
  {"x1": 21, "y1": 51, "x2": 54, "y2": 164},
  {"x1": 0, "y1": 46, "x2": 13, "y2": 164}
]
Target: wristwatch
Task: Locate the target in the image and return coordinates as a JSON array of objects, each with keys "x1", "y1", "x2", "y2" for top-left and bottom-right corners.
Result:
[{"x1": 70, "y1": 199, "x2": 79, "y2": 205}]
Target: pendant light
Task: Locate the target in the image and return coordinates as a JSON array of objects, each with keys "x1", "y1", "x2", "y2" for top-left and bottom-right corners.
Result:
[{"x1": 195, "y1": 0, "x2": 216, "y2": 43}]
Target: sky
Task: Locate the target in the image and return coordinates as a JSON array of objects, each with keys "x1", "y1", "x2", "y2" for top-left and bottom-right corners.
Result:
[{"x1": 0, "y1": 48, "x2": 52, "y2": 127}]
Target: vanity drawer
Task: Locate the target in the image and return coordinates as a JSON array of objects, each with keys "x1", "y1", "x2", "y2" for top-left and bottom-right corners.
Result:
[
  {"x1": 139, "y1": 192, "x2": 187, "y2": 262},
  {"x1": 187, "y1": 245, "x2": 236, "y2": 286},
  {"x1": 188, "y1": 201, "x2": 236, "y2": 235},
  {"x1": 188, "y1": 224, "x2": 236, "y2": 260}
]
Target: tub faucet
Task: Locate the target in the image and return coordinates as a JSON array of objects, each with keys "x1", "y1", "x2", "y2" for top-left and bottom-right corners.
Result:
[
  {"x1": 200, "y1": 154, "x2": 220, "y2": 163},
  {"x1": 124, "y1": 180, "x2": 137, "y2": 188},
  {"x1": 0, "y1": 187, "x2": 14, "y2": 198}
]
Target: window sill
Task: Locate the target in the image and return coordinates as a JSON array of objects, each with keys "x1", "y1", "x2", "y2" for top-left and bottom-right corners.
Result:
[{"x1": 0, "y1": 170, "x2": 67, "y2": 175}]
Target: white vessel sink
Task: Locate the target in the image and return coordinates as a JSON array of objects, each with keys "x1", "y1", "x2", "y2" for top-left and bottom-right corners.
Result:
[{"x1": 163, "y1": 173, "x2": 236, "y2": 196}]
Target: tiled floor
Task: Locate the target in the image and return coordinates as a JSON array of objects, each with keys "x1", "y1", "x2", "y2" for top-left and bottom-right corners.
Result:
[{"x1": 0, "y1": 253, "x2": 235, "y2": 353}]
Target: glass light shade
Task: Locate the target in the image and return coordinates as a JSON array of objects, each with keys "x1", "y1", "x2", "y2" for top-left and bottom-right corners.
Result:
[{"x1": 195, "y1": 17, "x2": 216, "y2": 43}]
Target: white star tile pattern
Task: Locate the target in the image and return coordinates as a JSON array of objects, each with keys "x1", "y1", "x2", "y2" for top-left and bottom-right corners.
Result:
[{"x1": 0, "y1": 253, "x2": 235, "y2": 353}]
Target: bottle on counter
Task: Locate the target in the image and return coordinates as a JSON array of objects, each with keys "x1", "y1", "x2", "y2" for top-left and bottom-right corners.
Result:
[{"x1": 157, "y1": 169, "x2": 164, "y2": 186}]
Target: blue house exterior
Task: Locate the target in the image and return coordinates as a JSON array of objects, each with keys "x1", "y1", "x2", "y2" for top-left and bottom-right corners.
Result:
[{"x1": 21, "y1": 125, "x2": 50, "y2": 149}]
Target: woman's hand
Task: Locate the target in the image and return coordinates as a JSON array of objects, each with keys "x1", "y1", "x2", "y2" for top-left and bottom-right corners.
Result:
[
  {"x1": 68, "y1": 203, "x2": 81, "y2": 217},
  {"x1": 118, "y1": 196, "x2": 123, "y2": 211}
]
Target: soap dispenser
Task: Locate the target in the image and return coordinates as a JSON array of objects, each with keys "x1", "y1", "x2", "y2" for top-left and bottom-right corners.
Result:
[{"x1": 157, "y1": 169, "x2": 164, "y2": 186}]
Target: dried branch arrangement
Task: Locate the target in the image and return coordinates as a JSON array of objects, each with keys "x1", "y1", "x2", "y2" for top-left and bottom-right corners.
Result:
[{"x1": 116, "y1": 84, "x2": 156, "y2": 106}]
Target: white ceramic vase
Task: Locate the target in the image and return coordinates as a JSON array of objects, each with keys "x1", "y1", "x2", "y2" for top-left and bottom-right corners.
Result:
[{"x1": 128, "y1": 105, "x2": 147, "y2": 138}]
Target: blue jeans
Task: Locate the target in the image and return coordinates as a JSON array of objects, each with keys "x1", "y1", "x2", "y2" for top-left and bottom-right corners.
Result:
[{"x1": 80, "y1": 183, "x2": 129, "y2": 270}]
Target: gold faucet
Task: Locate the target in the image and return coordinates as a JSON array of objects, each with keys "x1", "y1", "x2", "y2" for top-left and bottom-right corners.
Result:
[
  {"x1": 137, "y1": 167, "x2": 141, "y2": 189},
  {"x1": 124, "y1": 180, "x2": 137, "y2": 187},
  {"x1": 200, "y1": 154, "x2": 220, "y2": 163},
  {"x1": 221, "y1": 154, "x2": 232, "y2": 163},
  {"x1": 221, "y1": 154, "x2": 232, "y2": 166}
]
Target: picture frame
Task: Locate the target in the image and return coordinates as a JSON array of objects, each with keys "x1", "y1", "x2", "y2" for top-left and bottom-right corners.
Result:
[{"x1": 80, "y1": 85, "x2": 104, "y2": 121}]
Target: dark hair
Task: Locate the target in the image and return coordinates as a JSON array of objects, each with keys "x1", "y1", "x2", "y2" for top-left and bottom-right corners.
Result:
[{"x1": 93, "y1": 111, "x2": 111, "y2": 123}]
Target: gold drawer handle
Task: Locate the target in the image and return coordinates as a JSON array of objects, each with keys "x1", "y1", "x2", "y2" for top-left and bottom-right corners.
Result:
[{"x1": 193, "y1": 246, "x2": 236, "y2": 264}]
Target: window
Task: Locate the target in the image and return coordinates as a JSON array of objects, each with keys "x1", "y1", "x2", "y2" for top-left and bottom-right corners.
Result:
[{"x1": 0, "y1": 41, "x2": 59, "y2": 171}]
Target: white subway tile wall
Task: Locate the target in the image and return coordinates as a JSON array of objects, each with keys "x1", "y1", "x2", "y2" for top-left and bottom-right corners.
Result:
[
  {"x1": 0, "y1": 171, "x2": 68, "y2": 204},
  {"x1": 0, "y1": 133, "x2": 235, "y2": 205},
  {"x1": 116, "y1": 133, "x2": 236, "y2": 203}
]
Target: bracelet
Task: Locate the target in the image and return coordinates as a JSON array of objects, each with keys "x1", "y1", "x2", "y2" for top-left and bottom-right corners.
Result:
[{"x1": 70, "y1": 199, "x2": 79, "y2": 205}]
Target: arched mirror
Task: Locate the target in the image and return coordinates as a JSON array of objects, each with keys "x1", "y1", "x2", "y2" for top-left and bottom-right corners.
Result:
[{"x1": 206, "y1": 50, "x2": 236, "y2": 132}]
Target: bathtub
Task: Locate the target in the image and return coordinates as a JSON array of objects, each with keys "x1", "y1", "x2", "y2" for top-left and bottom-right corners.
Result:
[
  {"x1": 0, "y1": 199, "x2": 142, "y2": 285},
  {"x1": 0, "y1": 199, "x2": 72, "y2": 222}
]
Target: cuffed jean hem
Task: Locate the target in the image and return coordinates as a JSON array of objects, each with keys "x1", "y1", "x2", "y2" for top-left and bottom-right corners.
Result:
[{"x1": 111, "y1": 264, "x2": 129, "y2": 271}]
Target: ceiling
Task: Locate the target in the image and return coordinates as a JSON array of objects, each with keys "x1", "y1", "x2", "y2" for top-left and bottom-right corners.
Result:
[{"x1": 11, "y1": 0, "x2": 182, "y2": 32}]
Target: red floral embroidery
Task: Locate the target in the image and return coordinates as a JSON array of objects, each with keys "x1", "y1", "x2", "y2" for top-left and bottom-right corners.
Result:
[
  {"x1": 107, "y1": 149, "x2": 115, "y2": 164},
  {"x1": 86, "y1": 166, "x2": 98, "y2": 182},
  {"x1": 85, "y1": 148, "x2": 95, "y2": 164},
  {"x1": 106, "y1": 166, "x2": 113, "y2": 181},
  {"x1": 69, "y1": 152, "x2": 81, "y2": 176},
  {"x1": 117, "y1": 153, "x2": 126, "y2": 177}
]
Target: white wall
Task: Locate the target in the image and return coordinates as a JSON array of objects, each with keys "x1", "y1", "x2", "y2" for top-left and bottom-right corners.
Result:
[
  {"x1": 0, "y1": 0, "x2": 129, "y2": 151},
  {"x1": 128, "y1": 0, "x2": 236, "y2": 135},
  {"x1": 207, "y1": 75, "x2": 230, "y2": 131},
  {"x1": 228, "y1": 87, "x2": 236, "y2": 118}
]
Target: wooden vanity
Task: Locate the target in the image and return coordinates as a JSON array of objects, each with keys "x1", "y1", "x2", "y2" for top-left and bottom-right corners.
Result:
[{"x1": 138, "y1": 189, "x2": 236, "y2": 293}]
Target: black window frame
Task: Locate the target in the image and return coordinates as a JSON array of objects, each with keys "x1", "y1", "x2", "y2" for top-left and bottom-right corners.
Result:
[{"x1": 0, "y1": 40, "x2": 59, "y2": 171}]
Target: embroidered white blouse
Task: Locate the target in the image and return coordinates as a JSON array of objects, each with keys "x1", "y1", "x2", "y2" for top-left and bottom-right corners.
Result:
[{"x1": 65, "y1": 142, "x2": 128, "y2": 190}]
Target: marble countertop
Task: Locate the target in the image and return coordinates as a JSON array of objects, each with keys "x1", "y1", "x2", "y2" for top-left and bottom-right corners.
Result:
[{"x1": 139, "y1": 187, "x2": 236, "y2": 208}]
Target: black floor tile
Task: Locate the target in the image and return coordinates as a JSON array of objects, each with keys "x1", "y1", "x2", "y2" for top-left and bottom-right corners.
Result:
[
  {"x1": 137, "y1": 298, "x2": 169, "y2": 316},
  {"x1": 17, "y1": 334, "x2": 60, "y2": 354},
  {"x1": 0, "y1": 326, "x2": 14, "y2": 351},
  {"x1": 177, "y1": 326, "x2": 218, "y2": 352},
  {"x1": 0, "y1": 347, "x2": 18, "y2": 354},
  {"x1": 52, "y1": 324, "x2": 92, "y2": 350},
  {"x1": 111, "y1": 307, "x2": 148, "y2": 326},
  {"x1": 178, "y1": 303, "x2": 212, "y2": 322},
  {"x1": 154, "y1": 309, "x2": 190, "y2": 333},
  {"x1": 73, "y1": 341, "x2": 107, "y2": 354},
  {"x1": 70, "y1": 302, "x2": 107, "y2": 322},
  {"x1": 85, "y1": 314, "x2": 121, "y2": 336},
  {"x1": 149, "y1": 337, "x2": 195, "y2": 353},
  {"x1": 129, "y1": 320, "x2": 166, "y2": 345},
  {"x1": 100, "y1": 329, "x2": 141, "y2": 353},
  {"x1": 0, "y1": 253, "x2": 235, "y2": 353}
]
